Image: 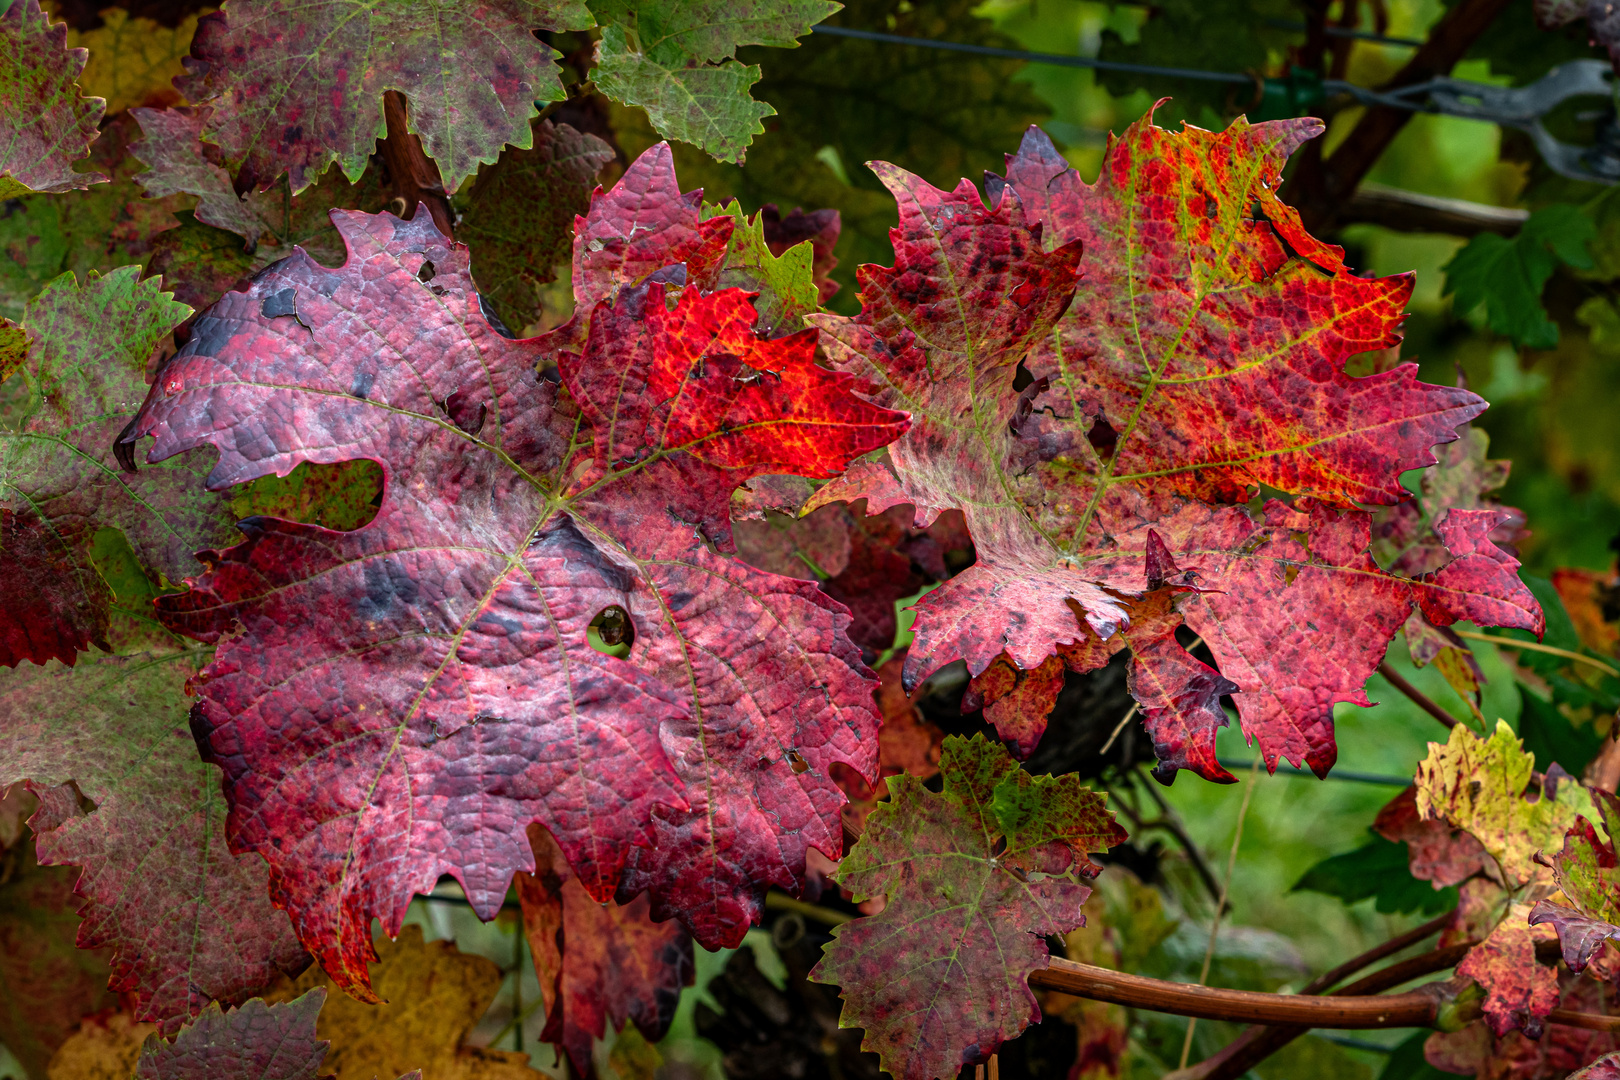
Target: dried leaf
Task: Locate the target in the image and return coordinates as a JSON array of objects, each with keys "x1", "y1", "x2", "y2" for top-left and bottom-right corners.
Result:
[
  {"x1": 266, "y1": 926, "x2": 539, "y2": 1080},
  {"x1": 515, "y1": 824, "x2": 691, "y2": 1075}
]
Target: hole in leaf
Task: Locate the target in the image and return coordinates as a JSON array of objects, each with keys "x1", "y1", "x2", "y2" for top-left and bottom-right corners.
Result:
[
  {"x1": 417, "y1": 260, "x2": 436, "y2": 283},
  {"x1": 231, "y1": 460, "x2": 384, "y2": 531},
  {"x1": 588, "y1": 606, "x2": 633, "y2": 658},
  {"x1": 1086, "y1": 414, "x2": 1119, "y2": 461},
  {"x1": 787, "y1": 748, "x2": 809, "y2": 774}
]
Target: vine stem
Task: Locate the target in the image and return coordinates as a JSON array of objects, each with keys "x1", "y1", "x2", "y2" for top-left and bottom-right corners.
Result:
[
  {"x1": 1026, "y1": 958, "x2": 1620, "y2": 1032},
  {"x1": 1376, "y1": 661, "x2": 1460, "y2": 730},
  {"x1": 1451, "y1": 630, "x2": 1620, "y2": 678},
  {"x1": 1179, "y1": 755, "x2": 1262, "y2": 1068}
]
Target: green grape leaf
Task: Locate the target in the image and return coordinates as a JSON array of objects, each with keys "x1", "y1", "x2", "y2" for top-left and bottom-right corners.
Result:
[{"x1": 1443, "y1": 204, "x2": 1597, "y2": 350}]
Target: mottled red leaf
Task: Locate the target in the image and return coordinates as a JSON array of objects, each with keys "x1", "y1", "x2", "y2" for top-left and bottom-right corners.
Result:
[
  {"x1": 0, "y1": 0, "x2": 105, "y2": 195},
  {"x1": 1575, "y1": 1052, "x2": 1620, "y2": 1080},
  {"x1": 1457, "y1": 906, "x2": 1560, "y2": 1038},
  {"x1": 133, "y1": 989, "x2": 329, "y2": 1080},
  {"x1": 516, "y1": 824, "x2": 691, "y2": 1075},
  {"x1": 123, "y1": 161, "x2": 905, "y2": 993},
  {"x1": 564, "y1": 142, "x2": 732, "y2": 328},
  {"x1": 810, "y1": 734, "x2": 1126, "y2": 1080},
  {"x1": 0, "y1": 651, "x2": 310, "y2": 1034},
  {"x1": 174, "y1": 0, "x2": 595, "y2": 193},
  {"x1": 810, "y1": 115, "x2": 1541, "y2": 780},
  {"x1": 1373, "y1": 786, "x2": 1492, "y2": 889},
  {"x1": 1427, "y1": 969, "x2": 1620, "y2": 1079}
]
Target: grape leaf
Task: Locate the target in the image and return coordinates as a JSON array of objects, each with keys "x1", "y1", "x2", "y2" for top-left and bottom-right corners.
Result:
[
  {"x1": 589, "y1": 0, "x2": 838, "y2": 163},
  {"x1": 67, "y1": 8, "x2": 197, "y2": 115},
  {"x1": 1575, "y1": 1052, "x2": 1620, "y2": 1079},
  {"x1": 1292, "y1": 833, "x2": 1458, "y2": 915},
  {"x1": 1414, "y1": 720, "x2": 1594, "y2": 890},
  {"x1": 515, "y1": 823, "x2": 691, "y2": 1075},
  {"x1": 123, "y1": 173, "x2": 905, "y2": 993},
  {"x1": 131, "y1": 105, "x2": 280, "y2": 251},
  {"x1": 0, "y1": 112, "x2": 187, "y2": 323},
  {"x1": 0, "y1": 649, "x2": 311, "y2": 1034},
  {"x1": 46, "y1": 1011, "x2": 158, "y2": 1080},
  {"x1": 459, "y1": 119, "x2": 615, "y2": 335},
  {"x1": 0, "y1": 0, "x2": 106, "y2": 196},
  {"x1": 702, "y1": 199, "x2": 823, "y2": 337},
  {"x1": 809, "y1": 116, "x2": 1542, "y2": 781},
  {"x1": 760, "y1": 204, "x2": 840, "y2": 305},
  {"x1": 1458, "y1": 905, "x2": 1560, "y2": 1038},
  {"x1": 0, "y1": 830, "x2": 117, "y2": 1079},
  {"x1": 1373, "y1": 785, "x2": 1493, "y2": 889},
  {"x1": 1529, "y1": 899, "x2": 1620, "y2": 974},
  {"x1": 809, "y1": 734, "x2": 1126, "y2": 1080},
  {"x1": 174, "y1": 0, "x2": 595, "y2": 194},
  {"x1": 265, "y1": 925, "x2": 540, "y2": 1080},
  {"x1": 0, "y1": 265, "x2": 237, "y2": 667},
  {"x1": 133, "y1": 990, "x2": 330, "y2": 1080},
  {"x1": 1443, "y1": 204, "x2": 1596, "y2": 350}
]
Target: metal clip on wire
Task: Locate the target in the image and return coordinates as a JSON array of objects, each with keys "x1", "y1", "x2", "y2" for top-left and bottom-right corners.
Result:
[{"x1": 1325, "y1": 60, "x2": 1620, "y2": 184}]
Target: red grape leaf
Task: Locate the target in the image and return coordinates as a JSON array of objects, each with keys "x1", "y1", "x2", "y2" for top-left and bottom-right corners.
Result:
[
  {"x1": 1414, "y1": 720, "x2": 1595, "y2": 890},
  {"x1": 0, "y1": 265, "x2": 237, "y2": 667},
  {"x1": 563, "y1": 141, "x2": 732, "y2": 333},
  {"x1": 1426, "y1": 970, "x2": 1620, "y2": 1079},
  {"x1": 0, "y1": 650, "x2": 310, "y2": 1034},
  {"x1": 1529, "y1": 899, "x2": 1620, "y2": 974},
  {"x1": 809, "y1": 115, "x2": 1541, "y2": 781},
  {"x1": 1373, "y1": 785, "x2": 1493, "y2": 889},
  {"x1": 516, "y1": 823, "x2": 691, "y2": 1075},
  {"x1": 130, "y1": 105, "x2": 278, "y2": 250},
  {"x1": 1531, "y1": 791, "x2": 1620, "y2": 970},
  {"x1": 459, "y1": 118, "x2": 615, "y2": 335},
  {"x1": 809, "y1": 734, "x2": 1126, "y2": 1080},
  {"x1": 133, "y1": 989, "x2": 329, "y2": 1080},
  {"x1": 0, "y1": 0, "x2": 106, "y2": 196},
  {"x1": 123, "y1": 176, "x2": 905, "y2": 993},
  {"x1": 174, "y1": 0, "x2": 594, "y2": 194},
  {"x1": 0, "y1": 828, "x2": 117, "y2": 1079},
  {"x1": 1457, "y1": 905, "x2": 1560, "y2": 1038},
  {"x1": 1577, "y1": 1054, "x2": 1620, "y2": 1080}
]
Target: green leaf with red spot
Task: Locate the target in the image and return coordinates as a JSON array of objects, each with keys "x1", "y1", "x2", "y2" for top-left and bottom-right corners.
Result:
[
  {"x1": 0, "y1": 0, "x2": 105, "y2": 196},
  {"x1": 810, "y1": 734, "x2": 1125, "y2": 1080}
]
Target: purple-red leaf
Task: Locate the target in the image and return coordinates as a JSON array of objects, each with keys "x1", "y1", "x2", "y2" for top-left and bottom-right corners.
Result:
[{"x1": 124, "y1": 152, "x2": 906, "y2": 994}]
